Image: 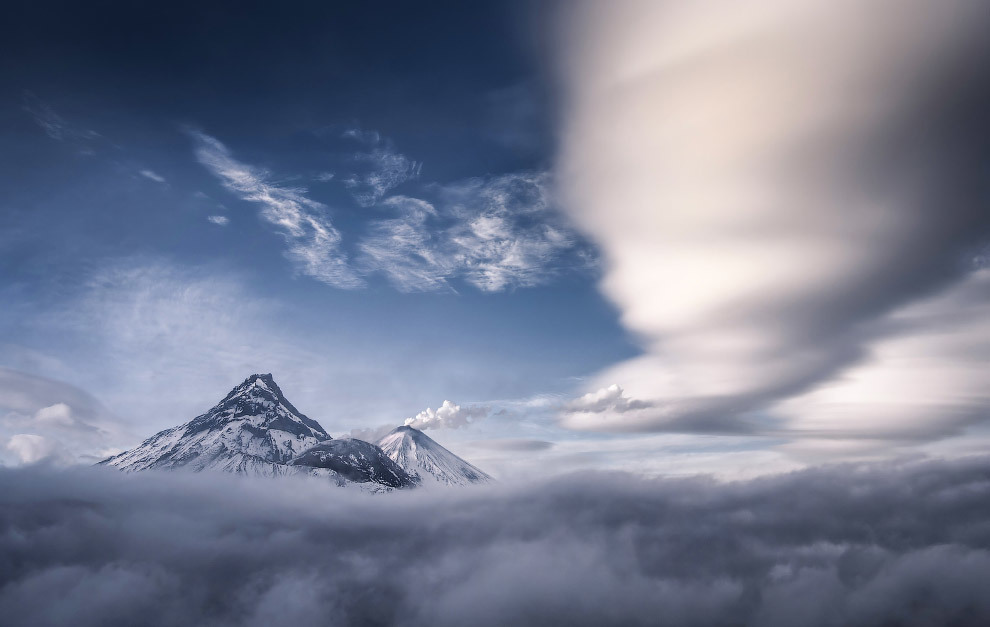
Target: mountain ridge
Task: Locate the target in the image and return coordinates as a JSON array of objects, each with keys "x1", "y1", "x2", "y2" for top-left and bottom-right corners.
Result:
[{"x1": 100, "y1": 373, "x2": 491, "y2": 489}]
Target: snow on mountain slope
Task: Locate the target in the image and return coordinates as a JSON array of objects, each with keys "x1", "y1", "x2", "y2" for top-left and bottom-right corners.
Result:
[
  {"x1": 376, "y1": 426, "x2": 493, "y2": 486},
  {"x1": 289, "y1": 438, "x2": 417, "y2": 488},
  {"x1": 100, "y1": 373, "x2": 332, "y2": 476},
  {"x1": 100, "y1": 374, "x2": 490, "y2": 490}
]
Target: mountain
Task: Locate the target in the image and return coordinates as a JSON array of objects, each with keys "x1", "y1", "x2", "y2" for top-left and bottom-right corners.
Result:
[
  {"x1": 288, "y1": 438, "x2": 416, "y2": 488},
  {"x1": 100, "y1": 374, "x2": 329, "y2": 475},
  {"x1": 100, "y1": 373, "x2": 490, "y2": 490},
  {"x1": 99, "y1": 374, "x2": 413, "y2": 490},
  {"x1": 376, "y1": 426, "x2": 493, "y2": 486}
]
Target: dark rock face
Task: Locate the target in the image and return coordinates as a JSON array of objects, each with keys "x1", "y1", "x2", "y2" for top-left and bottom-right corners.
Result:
[{"x1": 290, "y1": 438, "x2": 418, "y2": 488}]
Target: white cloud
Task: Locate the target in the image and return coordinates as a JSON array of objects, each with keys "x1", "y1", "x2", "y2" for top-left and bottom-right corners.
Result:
[
  {"x1": 191, "y1": 131, "x2": 363, "y2": 289},
  {"x1": 556, "y1": 0, "x2": 990, "y2": 447},
  {"x1": 193, "y1": 130, "x2": 589, "y2": 293},
  {"x1": 443, "y1": 173, "x2": 577, "y2": 292},
  {"x1": 405, "y1": 400, "x2": 489, "y2": 430},
  {"x1": 139, "y1": 169, "x2": 166, "y2": 184},
  {"x1": 207, "y1": 215, "x2": 229, "y2": 226},
  {"x1": 341, "y1": 127, "x2": 421, "y2": 206},
  {"x1": 0, "y1": 368, "x2": 132, "y2": 466},
  {"x1": 565, "y1": 384, "x2": 652, "y2": 415},
  {"x1": 772, "y1": 269, "x2": 990, "y2": 449},
  {"x1": 5, "y1": 434, "x2": 60, "y2": 464},
  {"x1": 34, "y1": 403, "x2": 75, "y2": 426},
  {"x1": 359, "y1": 174, "x2": 585, "y2": 292},
  {"x1": 357, "y1": 196, "x2": 453, "y2": 292}
]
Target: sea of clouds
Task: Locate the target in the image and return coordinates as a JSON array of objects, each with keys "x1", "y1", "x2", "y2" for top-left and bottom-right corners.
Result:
[{"x1": 2, "y1": 457, "x2": 990, "y2": 626}]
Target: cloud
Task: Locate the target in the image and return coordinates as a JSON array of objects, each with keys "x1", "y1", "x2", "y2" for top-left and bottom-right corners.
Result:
[
  {"x1": 440, "y1": 173, "x2": 582, "y2": 292},
  {"x1": 191, "y1": 127, "x2": 589, "y2": 294},
  {"x1": 357, "y1": 196, "x2": 453, "y2": 292},
  {"x1": 138, "y1": 169, "x2": 166, "y2": 184},
  {"x1": 33, "y1": 403, "x2": 75, "y2": 427},
  {"x1": 469, "y1": 439, "x2": 554, "y2": 452},
  {"x1": 772, "y1": 269, "x2": 990, "y2": 451},
  {"x1": 347, "y1": 423, "x2": 400, "y2": 443},
  {"x1": 359, "y1": 174, "x2": 589, "y2": 292},
  {"x1": 206, "y1": 215, "x2": 229, "y2": 226},
  {"x1": 564, "y1": 384, "x2": 652, "y2": 414},
  {"x1": 190, "y1": 130, "x2": 363, "y2": 289},
  {"x1": 2, "y1": 457, "x2": 990, "y2": 625},
  {"x1": 341, "y1": 127, "x2": 421, "y2": 206},
  {"x1": 0, "y1": 368, "x2": 132, "y2": 466},
  {"x1": 5, "y1": 434, "x2": 62, "y2": 464},
  {"x1": 405, "y1": 400, "x2": 488, "y2": 430},
  {"x1": 556, "y1": 1, "x2": 990, "y2": 443},
  {"x1": 21, "y1": 92, "x2": 99, "y2": 143}
]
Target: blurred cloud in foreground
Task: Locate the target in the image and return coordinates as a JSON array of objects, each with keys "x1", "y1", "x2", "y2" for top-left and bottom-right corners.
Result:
[{"x1": 556, "y1": 0, "x2": 990, "y2": 452}]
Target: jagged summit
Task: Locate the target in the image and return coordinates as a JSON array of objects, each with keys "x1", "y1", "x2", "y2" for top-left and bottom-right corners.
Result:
[
  {"x1": 100, "y1": 373, "x2": 331, "y2": 475},
  {"x1": 377, "y1": 425, "x2": 493, "y2": 486},
  {"x1": 187, "y1": 373, "x2": 329, "y2": 440}
]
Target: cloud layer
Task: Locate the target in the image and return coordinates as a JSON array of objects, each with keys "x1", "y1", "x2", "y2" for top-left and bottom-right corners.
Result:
[
  {"x1": 557, "y1": 0, "x2": 990, "y2": 444},
  {"x1": 3, "y1": 457, "x2": 990, "y2": 626}
]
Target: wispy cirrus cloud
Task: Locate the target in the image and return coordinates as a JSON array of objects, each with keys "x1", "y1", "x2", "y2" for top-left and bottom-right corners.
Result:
[
  {"x1": 442, "y1": 173, "x2": 582, "y2": 292},
  {"x1": 21, "y1": 91, "x2": 100, "y2": 143},
  {"x1": 138, "y1": 169, "x2": 166, "y2": 184},
  {"x1": 191, "y1": 131, "x2": 364, "y2": 289},
  {"x1": 340, "y1": 126, "x2": 421, "y2": 206},
  {"x1": 356, "y1": 196, "x2": 454, "y2": 291},
  {"x1": 192, "y1": 130, "x2": 592, "y2": 293},
  {"x1": 359, "y1": 174, "x2": 589, "y2": 292},
  {"x1": 314, "y1": 171, "x2": 335, "y2": 183}
]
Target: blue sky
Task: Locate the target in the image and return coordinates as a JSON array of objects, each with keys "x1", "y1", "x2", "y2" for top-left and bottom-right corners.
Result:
[
  {"x1": 3, "y1": 0, "x2": 990, "y2": 476},
  {"x1": 0, "y1": 0, "x2": 651, "y2": 472}
]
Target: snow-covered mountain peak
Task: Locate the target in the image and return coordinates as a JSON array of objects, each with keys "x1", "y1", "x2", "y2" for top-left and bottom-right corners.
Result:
[
  {"x1": 185, "y1": 372, "x2": 329, "y2": 440},
  {"x1": 377, "y1": 426, "x2": 492, "y2": 487},
  {"x1": 101, "y1": 373, "x2": 331, "y2": 474}
]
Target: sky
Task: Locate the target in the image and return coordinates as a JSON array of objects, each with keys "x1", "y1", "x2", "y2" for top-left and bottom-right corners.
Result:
[{"x1": 2, "y1": 0, "x2": 990, "y2": 478}]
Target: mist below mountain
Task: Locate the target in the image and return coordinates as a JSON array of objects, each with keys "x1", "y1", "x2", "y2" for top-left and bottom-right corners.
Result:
[{"x1": 3, "y1": 456, "x2": 990, "y2": 626}]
